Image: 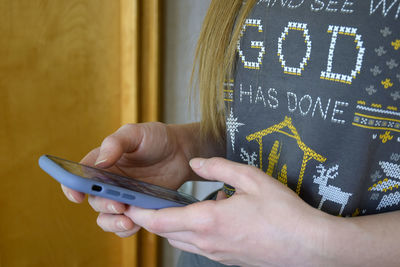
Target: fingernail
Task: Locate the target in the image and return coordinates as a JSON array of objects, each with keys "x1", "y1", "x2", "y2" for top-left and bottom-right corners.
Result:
[
  {"x1": 95, "y1": 157, "x2": 107, "y2": 166},
  {"x1": 108, "y1": 204, "x2": 118, "y2": 213},
  {"x1": 118, "y1": 220, "x2": 128, "y2": 230},
  {"x1": 189, "y1": 158, "x2": 205, "y2": 169},
  {"x1": 67, "y1": 192, "x2": 78, "y2": 203}
]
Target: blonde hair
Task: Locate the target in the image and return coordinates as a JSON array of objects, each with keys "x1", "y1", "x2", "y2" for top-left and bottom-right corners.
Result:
[{"x1": 192, "y1": 0, "x2": 257, "y2": 140}]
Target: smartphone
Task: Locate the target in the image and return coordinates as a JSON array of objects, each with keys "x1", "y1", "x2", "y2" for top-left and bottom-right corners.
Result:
[{"x1": 39, "y1": 155, "x2": 198, "y2": 209}]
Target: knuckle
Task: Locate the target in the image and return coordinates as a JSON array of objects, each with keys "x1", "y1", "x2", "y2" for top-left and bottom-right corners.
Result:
[
  {"x1": 140, "y1": 121, "x2": 164, "y2": 130},
  {"x1": 195, "y1": 203, "x2": 217, "y2": 235},
  {"x1": 239, "y1": 166, "x2": 255, "y2": 179},
  {"x1": 249, "y1": 164, "x2": 263, "y2": 175},
  {"x1": 206, "y1": 157, "x2": 223, "y2": 171},
  {"x1": 102, "y1": 134, "x2": 118, "y2": 147},
  {"x1": 197, "y1": 221, "x2": 213, "y2": 236},
  {"x1": 237, "y1": 165, "x2": 263, "y2": 188},
  {"x1": 143, "y1": 122, "x2": 166, "y2": 138},
  {"x1": 148, "y1": 121, "x2": 164, "y2": 128},
  {"x1": 146, "y1": 218, "x2": 164, "y2": 234},
  {"x1": 119, "y1": 123, "x2": 135, "y2": 133},
  {"x1": 209, "y1": 157, "x2": 223, "y2": 166}
]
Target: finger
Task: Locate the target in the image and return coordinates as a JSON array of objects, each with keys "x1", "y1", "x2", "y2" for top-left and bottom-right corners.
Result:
[
  {"x1": 189, "y1": 157, "x2": 261, "y2": 192},
  {"x1": 96, "y1": 213, "x2": 136, "y2": 233},
  {"x1": 115, "y1": 225, "x2": 141, "y2": 238},
  {"x1": 94, "y1": 124, "x2": 144, "y2": 168},
  {"x1": 124, "y1": 205, "x2": 199, "y2": 234},
  {"x1": 216, "y1": 190, "x2": 227, "y2": 200},
  {"x1": 61, "y1": 184, "x2": 85, "y2": 203},
  {"x1": 88, "y1": 195, "x2": 127, "y2": 214}
]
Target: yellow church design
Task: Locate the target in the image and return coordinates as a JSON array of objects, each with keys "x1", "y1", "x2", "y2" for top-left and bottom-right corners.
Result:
[{"x1": 246, "y1": 116, "x2": 326, "y2": 195}]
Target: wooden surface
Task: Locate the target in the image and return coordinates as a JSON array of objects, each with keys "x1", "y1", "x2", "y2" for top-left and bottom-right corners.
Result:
[
  {"x1": 0, "y1": 0, "x2": 136, "y2": 266},
  {"x1": 140, "y1": 0, "x2": 162, "y2": 123},
  {"x1": 121, "y1": 0, "x2": 139, "y2": 125}
]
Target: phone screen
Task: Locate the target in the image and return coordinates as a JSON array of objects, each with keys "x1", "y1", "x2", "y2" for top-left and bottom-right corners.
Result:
[{"x1": 48, "y1": 155, "x2": 198, "y2": 205}]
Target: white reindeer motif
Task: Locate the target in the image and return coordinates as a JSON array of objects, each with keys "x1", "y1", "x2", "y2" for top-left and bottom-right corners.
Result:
[
  {"x1": 240, "y1": 148, "x2": 258, "y2": 167},
  {"x1": 313, "y1": 164, "x2": 352, "y2": 216}
]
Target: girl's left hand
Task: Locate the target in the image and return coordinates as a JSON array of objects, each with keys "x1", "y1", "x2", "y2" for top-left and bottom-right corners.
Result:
[{"x1": 125, "y1": 157, "x2": 331, "y2": 267}]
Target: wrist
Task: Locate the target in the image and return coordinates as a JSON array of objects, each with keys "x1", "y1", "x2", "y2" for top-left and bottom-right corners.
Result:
[
  {"x1": 295, "y1": 208, "x2": 344, "y2": 266},
  {"x1": 168, "y1": 122, "x2": 225, "y2": 157},
  {"x1": 303, "y1": 209, "x2": 365, "y2": 266},
  {"x1": 166, "y1": 123, "x2": 225, "y2": 182},
  {"x1": 167, "y1": 123, "x2": 200, "y2": 160}
]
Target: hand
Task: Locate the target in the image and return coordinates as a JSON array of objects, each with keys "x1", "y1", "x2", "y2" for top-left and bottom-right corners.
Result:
[
  {"x1": 124, "y1": 158, "x2": 330, "y2": 266},
  {"x1": 62, "y1": 122, "x2": 198, "y2": 237}
]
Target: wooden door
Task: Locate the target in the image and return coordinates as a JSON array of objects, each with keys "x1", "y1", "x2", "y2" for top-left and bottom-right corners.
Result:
[{"x1": 0, "y1": 0, "x2": 161, "y2": 266}]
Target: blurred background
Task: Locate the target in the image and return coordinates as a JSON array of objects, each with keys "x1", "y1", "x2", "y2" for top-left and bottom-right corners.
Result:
[{"x1": 0, "y1": 0, "x2": 220, "y2": 266}]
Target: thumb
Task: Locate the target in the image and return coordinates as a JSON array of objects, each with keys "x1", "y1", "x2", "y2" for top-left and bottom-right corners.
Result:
[{"x1": 189, "y1": 157, "x2": 260, "y2": 193}]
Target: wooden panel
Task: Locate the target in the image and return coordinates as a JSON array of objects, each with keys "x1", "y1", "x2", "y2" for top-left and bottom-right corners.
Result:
[
  {"x1": 0, "y1": 1, "x2": 124, "y2": 266},
  {"x1": 140, "y1": 0, "x2": 162, "y2": 122},
  {"x1": 121, "y1": 0, "x2": 139, "y2": 125}
]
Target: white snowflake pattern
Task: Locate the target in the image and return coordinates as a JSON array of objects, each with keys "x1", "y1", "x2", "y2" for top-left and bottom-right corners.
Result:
[
  {"x1": 380, "y1": 27, "x2": 392, "y2": 37},
  {"x1": 365, "y1": 85, "x2": 377, "y2": 95},
  {"x1": 387, "y1": 59, "x2": 399, "y2": 69},
  {"x1": 375, "y1": 46, "x2": 387, "y2": 56},
  {"x1": 391, "y1": 91, "x2": 400, "y2": 101},
  {"x1": 370, "y1": 193, "x2": 379, "y2": 201},
  {"x1": 370, "y1": 66, "x2": 382, "y2": 76},
  {"x1": 370, "y1": 170, "x2": 382, "y2": 182}
]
